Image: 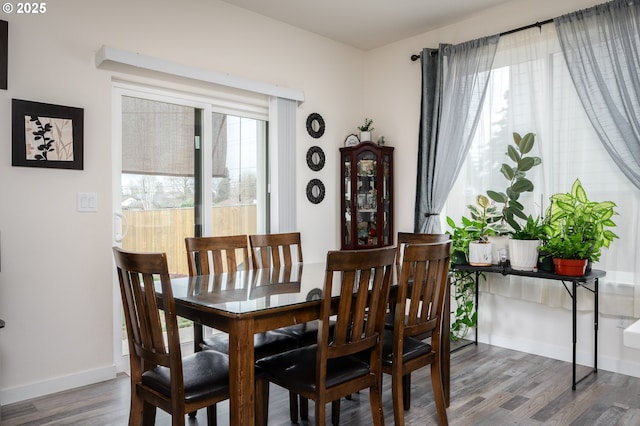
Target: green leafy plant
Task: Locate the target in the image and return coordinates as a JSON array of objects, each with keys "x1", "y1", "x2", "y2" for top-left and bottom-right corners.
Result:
[
  {"x1": 486, "y1": 132, "x2": 542, "y2": 233},
  {"x1": 511, "y1": 214, "x2": 546, "y2": 240},
  {"x1": 446, "y1": 215, "x2": 478, "y2": 262},
  {"x1": 357, "y1": 117, "x2": 374, "y2": 132},
  {"x1": 542, "y1": 178, "x2": 619, "y2": 261},
  {"x1": 450, "y1": 271, "x2": 478, "y2": 341},
  {"x1": 466, "y1": 194, "x2": 506, "y2": 242}
]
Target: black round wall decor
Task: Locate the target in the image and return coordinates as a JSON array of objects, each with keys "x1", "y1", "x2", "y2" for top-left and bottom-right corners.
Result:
[
  {"x1": 306, "y1": 179, "x2": 325, "y2": 204},
  {"x1": 306, "y1": 146, "x2": 325, "y2": 171},
  {"x1": 306, "y1": 113, "x2": 325, "y2": 139}
]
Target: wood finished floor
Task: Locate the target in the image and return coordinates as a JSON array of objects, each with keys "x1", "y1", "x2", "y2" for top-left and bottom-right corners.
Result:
[{"x1": 3, "y1": 342, "x2": 640, "y2": 425}]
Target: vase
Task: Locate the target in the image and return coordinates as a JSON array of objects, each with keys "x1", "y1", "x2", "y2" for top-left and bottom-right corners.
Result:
[
  {"x1": 487, "y1": 235, "x2": 509, "y2": 265},
  {"x1": 553, "y1": 258, "x2": 587, "y2": 276},
  {"x1": 468, "y1": 241, "x2": 492, "y2": 266},
  {"x1": 508, "y1": 239, "x2": 540, "y2": 271}
]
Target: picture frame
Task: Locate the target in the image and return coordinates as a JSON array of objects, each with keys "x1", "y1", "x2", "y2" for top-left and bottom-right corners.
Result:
[
  {"x1": 12, "y1": 99, "x2": 84, "y2": 170},
  {"x1": 1, "y1": 20, "x2": 7, "y2": 90}
]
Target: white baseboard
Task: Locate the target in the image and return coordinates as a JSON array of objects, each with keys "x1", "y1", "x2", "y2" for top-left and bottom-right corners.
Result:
[{"x1": 0, "y1": 365, "x2": 117, "y2": 405}]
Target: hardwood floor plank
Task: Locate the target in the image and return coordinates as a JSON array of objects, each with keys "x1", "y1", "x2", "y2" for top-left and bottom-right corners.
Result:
[{"x1": 3, "y1": 343, "x2": 640, "y2": 425}]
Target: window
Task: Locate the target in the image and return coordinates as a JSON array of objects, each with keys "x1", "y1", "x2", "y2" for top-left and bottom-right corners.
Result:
[{"x1": 445, "y1": 25, "x2": 640, "y2": 316}]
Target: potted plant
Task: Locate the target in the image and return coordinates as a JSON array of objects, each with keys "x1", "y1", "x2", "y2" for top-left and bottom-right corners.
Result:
[
  {"x1": 508, "y1": 214, "x2": 546, "y2": 271},
  {"x1": 357, "y1": 117, "x2": 374, "y2": 142},
  {"x1": 466, "y1": 195, "x2": 502, "y2": 266},
  {"x1": 485, "y1": 131, "x2": 542, "y2": 264},
  {"x1": 446, "y1": 215, "x2": 478, "y2": 265},
  {"x1": 541, "y1": 179, "x2": 619, "y2": 276}
]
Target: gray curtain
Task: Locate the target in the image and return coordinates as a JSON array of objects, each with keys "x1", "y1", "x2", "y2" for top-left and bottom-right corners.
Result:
[
  {"x1": 414, "y1": 36, "x2": 499, "y2": 232},
  {"x1": 555, "y1": 0, "x2": 640, "y2": 189}
]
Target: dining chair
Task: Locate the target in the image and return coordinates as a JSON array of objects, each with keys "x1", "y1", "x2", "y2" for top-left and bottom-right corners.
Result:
[
  {"x1": 384, "y1": 241, "x2": 451, "y2": 425},
  {"x1": 255, "y1": 246, "x2": 397, "y2": 426},
  {"x1": 185, "y1": 235, "x2": 299, "y2": 359},
  {"x1": 248, "y1": 231, "x2": 318, "y2": 421},
  {"x1": 113, "y1": 247, "x2": 230, "y2": 426}
]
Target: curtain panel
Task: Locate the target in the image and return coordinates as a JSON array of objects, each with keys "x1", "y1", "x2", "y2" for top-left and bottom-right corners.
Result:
[
  {"x1": 414, "y1": 36, "x2": 499, "y2": 233},
  {"x1": 555, "y1": 0, "x2": 640, "y2": 191}
]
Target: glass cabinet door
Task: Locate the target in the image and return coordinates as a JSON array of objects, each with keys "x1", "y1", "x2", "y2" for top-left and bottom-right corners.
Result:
[{"x1": 355, "y1": 150, "x2": 378, "y2": 247}]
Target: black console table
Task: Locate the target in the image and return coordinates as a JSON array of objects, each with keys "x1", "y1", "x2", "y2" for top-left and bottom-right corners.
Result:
[{"x1": 452, "y1": 264, "x2": 605, "y2": 390}]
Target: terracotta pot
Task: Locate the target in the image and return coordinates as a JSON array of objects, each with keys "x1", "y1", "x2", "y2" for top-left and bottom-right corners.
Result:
[{"x1": 553, "y1": 258, "x2": 587, "y2": 276}]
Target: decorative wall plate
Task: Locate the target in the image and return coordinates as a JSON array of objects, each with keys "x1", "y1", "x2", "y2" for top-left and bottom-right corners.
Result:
[
  {"x1": 344, "y1": 133, "x2": 360, "y2": 147},
  {"x1": 306, "y1": 146, "x2": 325, "y2": 171},
  {"x1": 306, "y1": 179, "x2": 325, "y2": 204},
  {"x1": 306, "y1": 112, "x2": 325, "y2": 139}
]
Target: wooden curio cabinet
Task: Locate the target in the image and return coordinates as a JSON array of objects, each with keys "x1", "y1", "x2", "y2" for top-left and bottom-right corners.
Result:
[{"x1": 340, "y1": 142, "x2": 394, "y2": 250}]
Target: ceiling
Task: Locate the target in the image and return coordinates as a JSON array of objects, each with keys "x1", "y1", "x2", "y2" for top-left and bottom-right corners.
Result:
[{"x1": 219, "y1": 0, "x2": 513, "y2": 51}]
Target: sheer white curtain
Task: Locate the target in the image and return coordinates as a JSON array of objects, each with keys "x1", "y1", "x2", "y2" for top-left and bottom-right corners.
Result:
[{"x1": 445, "y1": 25, "x2": 640, "y2": 316}]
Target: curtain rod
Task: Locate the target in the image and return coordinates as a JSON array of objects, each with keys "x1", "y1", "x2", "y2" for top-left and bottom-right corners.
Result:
[{"x1": 410, "y1": 18, "x2": 554, "y2": 61}]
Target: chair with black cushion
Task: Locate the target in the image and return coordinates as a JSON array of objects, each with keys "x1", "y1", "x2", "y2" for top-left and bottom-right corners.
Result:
[
  {"x1": 384, "y1": 241, "x2": 451, "y2": 425},
  {"x1": 185, "y1": 235, "x2": 300, "y2": 359},
  {"x1": 255, "y1": 246, "x2": 397, "y2": 426},
  {"x1": 185, "y1": 235, "x2": 251, "y2": 351},
  {"x1": 113, "y1": 247, "x2": 230, "y2": 426}
]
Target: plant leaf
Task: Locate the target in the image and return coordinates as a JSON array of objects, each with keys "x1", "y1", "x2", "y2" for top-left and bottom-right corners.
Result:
[
  {"x1": 507, "y1": 145, "x2": 521, "y2": 163},
  {"x1": 511, "y1": 178, "x2": 534, "y2": 193},
  {"x1": 487, "y1": 190, "x2": 507, "y2": 203},
  {"x1": 519, "y1": 132, "x2": 535, "y2": 154},
  {"x1": 518, "y1": 157, "x2": 536, "y2": 171}
]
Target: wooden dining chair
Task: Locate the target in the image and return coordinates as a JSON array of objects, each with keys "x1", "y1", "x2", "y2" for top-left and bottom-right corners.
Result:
[
  {"x1": 113, "y1": 247, "x2": 230, "y2": 426},
  {"x1": 255, "y1": 246, "x2": 397, "y2": 426},
  {"x1": 185, "y1": 235, "x2": 299, "y2": 359},
  {"x1": 383, "y1": 241, "x2": 451, "y2": 425}
]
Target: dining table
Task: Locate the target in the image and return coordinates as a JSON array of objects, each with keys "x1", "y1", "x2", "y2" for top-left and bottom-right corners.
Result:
[{"x1": 159, "y1": 261, "x2": 451, "y2": 425}]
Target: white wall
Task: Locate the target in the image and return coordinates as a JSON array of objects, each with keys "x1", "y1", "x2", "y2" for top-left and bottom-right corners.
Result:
[
  {"x1": 0, "y1": 0, "x2": 362, "y2": 404},
  {"x1": 1, "y1": 0, "x2": 639, "y2": 406},
  {"x1": 365, "y1": 0, "x2": 640, "y2": 380}
]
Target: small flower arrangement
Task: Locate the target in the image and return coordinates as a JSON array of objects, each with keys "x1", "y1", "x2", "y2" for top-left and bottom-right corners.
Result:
[{"x1": 357, "y1": 118, "x2": 374, "y2": 132}]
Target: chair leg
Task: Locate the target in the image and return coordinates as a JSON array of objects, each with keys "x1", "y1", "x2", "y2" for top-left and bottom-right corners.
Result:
[
  {"x1": 288, "y1": 391, "x2": 299, "y2": 422},
  {"x1": 206, "y1": 405, "x2": 217, "y2": 426},
  {"x1": 368, "y1": 383, "x2": 384, "y2": 426},
  {"x1": 300, "y1": 395, "x2": 309, "y2": 420},
  {"x1": 255, "y1": 377, "x2": 269, "y2": 426},
  {"x1": 331, "y1": 399, "x2": 340, "y2": 425},
  {"x1": 402, "y1": 373, "x2": 411, "y2": 410},
  {"x1": 430, "y1": 362, "x2": 449, "y2": 426},
  {"x1": 141, "y1": 402, "x2": 156, "y2": 426},
  {"x1": 315, "y1": 398, "x2": 326, "y2": 426},
  {"x1": 392, "y1": 372, "x2": 405, "y2": 426}
]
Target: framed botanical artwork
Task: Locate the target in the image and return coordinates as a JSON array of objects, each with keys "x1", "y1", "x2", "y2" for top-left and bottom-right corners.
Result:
[{"x1": 12, "y1": 99, "x2": 84, "y2": 170}]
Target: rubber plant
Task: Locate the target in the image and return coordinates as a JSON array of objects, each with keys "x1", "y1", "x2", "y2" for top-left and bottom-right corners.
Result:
[{"x1": 486, "y1": 132, "x2": 542, "y2": 233}]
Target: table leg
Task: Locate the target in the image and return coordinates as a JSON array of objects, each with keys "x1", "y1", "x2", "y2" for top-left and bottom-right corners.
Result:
[{"x1": 228, "y1": 319, "x2": 255, "y2": 426}]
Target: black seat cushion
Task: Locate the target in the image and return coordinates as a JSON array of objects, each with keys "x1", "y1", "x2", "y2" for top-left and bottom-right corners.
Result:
[
  {"x1": 380, "y1": 329, "x2": 432, "y2": 366},
  {"x1": 256, "y1": 345, "x2": 371, "y2": 392},
  {"x1": 141, "y1": 349, "x2": 229, "y2": 403},
  {"x1": 271, "y1": 320, "x2": 336, "y2": 347},
  {"x1": 202, "y1": 331, "x2": 299, "y2": 360}
]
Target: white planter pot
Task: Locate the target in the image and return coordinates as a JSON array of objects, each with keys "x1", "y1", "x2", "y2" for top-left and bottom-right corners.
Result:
[
  {"x1": 360, "y1": 131, "x2": 372, "y2": 142},
  {"x1": 508, "y1": 239, "x2": 540, "y2": 271},
  {"x1": 468, "y1": 242, "x2": 492, "y2": 266},
  {"x1": 487, "y1": 235, "x2": 510, "y2": 265}
]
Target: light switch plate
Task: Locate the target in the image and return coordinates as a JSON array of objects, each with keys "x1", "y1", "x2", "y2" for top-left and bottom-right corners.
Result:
[{"x1": 77, "y1": 192, "x2": 98, "y2": 212}]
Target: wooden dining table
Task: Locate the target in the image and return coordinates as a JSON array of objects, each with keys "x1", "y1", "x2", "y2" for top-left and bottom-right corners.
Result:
[{"x1": 160, "y1": 262, "x2": 450, "y2": 425}]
